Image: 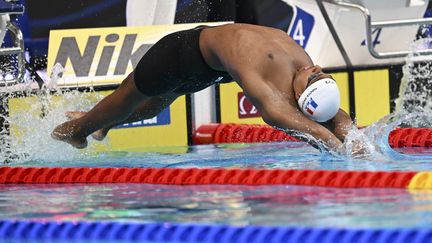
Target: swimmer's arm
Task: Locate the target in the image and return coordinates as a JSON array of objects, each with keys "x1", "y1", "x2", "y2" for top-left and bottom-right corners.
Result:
[
  {"x1": 237, "y1": 73, "x2": 343, "y2": 152},
  {"x1": 335, "y1": 110, "x2": 369, "y2": 155},
  {"x1": 321, "y1": 109, "x2": 353, "y2": 142},
  {"x1": 324, "y1": 109, "x2": 369, "y2": 155},
  {"x1": 261, "y1": 105, "x2": 344, "y2": 152}
]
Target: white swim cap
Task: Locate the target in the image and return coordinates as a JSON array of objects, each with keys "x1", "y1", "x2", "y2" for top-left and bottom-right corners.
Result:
[{"x1": 297, "y1": 78, "x2": 340, "y2": 122}]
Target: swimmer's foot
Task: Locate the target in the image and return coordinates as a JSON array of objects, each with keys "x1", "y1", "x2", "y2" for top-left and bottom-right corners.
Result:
[
  {"x1": 51, "y1": 122, "x2": 88, "y2": 149},
  {"x1": 65, "y1": 111, "x2": 109, "y2": 141}
]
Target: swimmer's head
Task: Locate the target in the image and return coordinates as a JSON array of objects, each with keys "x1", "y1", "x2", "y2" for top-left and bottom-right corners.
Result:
[{"x1": 293, "y1": 65, "x2": 340, "y2": 122}]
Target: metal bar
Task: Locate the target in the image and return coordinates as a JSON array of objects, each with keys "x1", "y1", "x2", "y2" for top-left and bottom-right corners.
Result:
[
  {"x1": 0, "y1": 47, "x2": 21, "y2": 55},
  {"x1": 327, "y1": 1, "x2": 380, "y2": 58},
  {"x1": 372, "y1": 18, "x2": 432, "y2": 28},
  {"x1": 5, "y1": 21, "x2": 25, "y2": 83},
  {"x1": 322, "y1": 0, "x2": 432, "y2": 59},
  {"x1": 0, "y1": 10, "x2": 24, "y2": 15},
  {"x1": 316, "y1": 0, "x2": 352, "y2": 67}
]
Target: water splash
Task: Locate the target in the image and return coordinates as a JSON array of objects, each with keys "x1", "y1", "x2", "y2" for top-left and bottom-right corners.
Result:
[
  {"x1": 341, "y1": 38, "x2": 432, "y2": 161},
  {"x1": 0, "y1": 64, "x2": 107, "y2": 164},
  {"x1": 342, "y1": 112, "x2": 432, "y2": 162},
  {"x1": 395, "y1": 38, "x2": 432, "y2": 115}
]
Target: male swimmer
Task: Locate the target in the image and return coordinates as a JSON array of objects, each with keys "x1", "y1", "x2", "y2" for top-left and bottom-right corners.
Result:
[{"x1": 52, "y1": 23, "x2": 355, "y2": 154}]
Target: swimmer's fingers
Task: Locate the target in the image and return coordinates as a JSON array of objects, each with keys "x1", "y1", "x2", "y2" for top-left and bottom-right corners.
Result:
[{"x1": 350, "y1": 140, "x2": 371, "y2": 157}]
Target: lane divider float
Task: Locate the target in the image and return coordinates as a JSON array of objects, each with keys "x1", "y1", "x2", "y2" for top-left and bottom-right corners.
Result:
[
  {"x1": 193, "y1": 124, "x2": 432, "y2": 148},
  {"x1": 2, "y1": 166, "x2": 431, "y2": 189},
  {"x1": 0, "y1": 220, "x2": 431, "y2": 242}
]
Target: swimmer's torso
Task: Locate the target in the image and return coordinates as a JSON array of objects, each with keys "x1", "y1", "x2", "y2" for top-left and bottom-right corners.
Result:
[
  {"x1": 200, "y1": 24, "x2": 314, "y2": 97},
  {"x1": 133, "y1": 23, "x2": 312, "y2": 97}
]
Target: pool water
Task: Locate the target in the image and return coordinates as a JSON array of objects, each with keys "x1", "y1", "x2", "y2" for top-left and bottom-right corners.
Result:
[
  {"x1": 11, "y1": 142, "x2": 432, "y2": 171},
  {"x1": 1, "y1": 179, "x2": 432, "y2": 228},
  {"x1": 2, "y1": 142, "x2": 432, "y2": 230}
]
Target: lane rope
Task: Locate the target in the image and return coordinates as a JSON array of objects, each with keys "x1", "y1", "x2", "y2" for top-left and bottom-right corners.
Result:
[
  {"x1": 193, "y1": 124, "x2": 432, "y2": 148},
  {"x1": 0, "y1": 166, "x2": 423, "y2": 188},
  {"x1": 0, "y1": 220, "x2": 431, "y2": 242}
]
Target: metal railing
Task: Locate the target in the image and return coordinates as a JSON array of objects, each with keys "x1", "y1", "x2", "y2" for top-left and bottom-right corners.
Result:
[
  {"x1": 0, "y1": 3, "x2": 25, "y2": 87},
  {"x1": 320, "y1": 0, "x2": 432, "y2": 59}
]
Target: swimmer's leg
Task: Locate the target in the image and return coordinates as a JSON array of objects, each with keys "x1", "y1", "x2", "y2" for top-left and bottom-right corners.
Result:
[
  {"x1": 52, "y1": 72, "x2": 151, "y2": 148},
  {"x1": 65, "y1": 95, "x2": 177, "y2": 141}
]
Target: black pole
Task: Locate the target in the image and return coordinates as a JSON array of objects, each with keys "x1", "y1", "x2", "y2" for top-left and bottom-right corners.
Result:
[{"x1": 316, "y1": 0, "x2": 356, "y2": 119}]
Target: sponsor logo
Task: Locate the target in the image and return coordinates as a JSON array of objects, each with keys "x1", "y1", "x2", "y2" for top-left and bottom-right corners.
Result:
[
  {"x1": 238, "y1": 92, "x2": 260, "y2": 118},
  {"x1": 306, "y1": 98, "x2": 318, "y2": 115},
  {"x1": 114, "y1": 107, "x2": 171, "y2": 128},
  {"x1": 54, "y1": 33, "x2": 151, "y2": 78},
  {"x1": 47, "y1": 23, "x2": 226, "y2": 85}
]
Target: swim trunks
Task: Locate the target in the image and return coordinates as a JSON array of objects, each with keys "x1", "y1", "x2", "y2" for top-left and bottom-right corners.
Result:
[{"x1": 134, "y1": 26, "x2": 233, "y2": 96}]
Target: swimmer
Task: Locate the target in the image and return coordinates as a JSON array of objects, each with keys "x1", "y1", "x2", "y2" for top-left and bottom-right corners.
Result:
[{"x1": 52, "y1": 23, "x2": 357, "y2": 154}]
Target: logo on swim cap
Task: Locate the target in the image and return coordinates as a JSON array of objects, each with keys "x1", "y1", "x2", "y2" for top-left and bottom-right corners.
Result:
[
  {"x1": 298, "y1": 78, "x2": 340, "y2": 122},
  {"x1": 306, "y1": 98, "x2": 318, "y2": 115}
]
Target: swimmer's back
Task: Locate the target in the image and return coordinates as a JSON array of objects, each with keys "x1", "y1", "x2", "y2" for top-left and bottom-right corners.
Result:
[{"x1": 200, "y1": 24, "x2": 312, "y2": 78}]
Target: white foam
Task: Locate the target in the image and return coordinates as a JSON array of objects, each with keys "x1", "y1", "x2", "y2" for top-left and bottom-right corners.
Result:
[
  {"x1": 0, "y1": 64, "x2": 108, "y2": 163},
  {"x1": 341, "y1": 38, "x2": 432, "y2": 160}
]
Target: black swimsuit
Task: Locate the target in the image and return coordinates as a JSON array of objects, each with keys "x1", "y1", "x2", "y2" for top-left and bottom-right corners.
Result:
[{"x1": 134, "y1": 26, "x2": 233, "y2": 96}]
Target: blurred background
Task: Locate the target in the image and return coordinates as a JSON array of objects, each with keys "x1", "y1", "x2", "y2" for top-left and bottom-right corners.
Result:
[
  {"x1": 1, "y1": 0, "x2": 429, "y2": 73},
  {"x1": 16, "y1": 0, "x2": 301, "y2": 70}
]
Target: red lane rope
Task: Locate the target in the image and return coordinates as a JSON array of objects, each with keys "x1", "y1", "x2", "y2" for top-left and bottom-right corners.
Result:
[
  {"x1": 389, "y1": 128, "x2": 432, "y2": 148},
  {"x1": 193, "y1": 124, "x2": 298, "y2": 144},
  {"x1": 193, "y1": 124, "x2": 432, "y2": 148},
  {"x1": 0, "y1": 167, "x2": 416, "y2": 188}
]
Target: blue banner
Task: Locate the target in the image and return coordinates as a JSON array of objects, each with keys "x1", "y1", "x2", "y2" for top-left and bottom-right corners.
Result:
[{"x1": 114, "y1": 107, "x2": 171, "y2": 129}]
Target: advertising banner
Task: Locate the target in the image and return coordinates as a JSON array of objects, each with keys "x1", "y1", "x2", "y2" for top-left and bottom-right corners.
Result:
[{"x1": 47, "y1": 23, "x2": 226, "y2": 87}]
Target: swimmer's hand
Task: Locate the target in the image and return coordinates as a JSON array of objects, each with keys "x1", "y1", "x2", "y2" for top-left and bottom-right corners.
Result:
[
  {"x1": 341, "y1": 139, "x2": 371, "y2": 159},
  {"x1": 352, "y1": 140, "x2": 368, "y2": 155}
]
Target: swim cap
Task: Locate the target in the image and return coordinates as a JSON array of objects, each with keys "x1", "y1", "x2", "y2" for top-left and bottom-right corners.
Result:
[{"x1": 297, "y1": 78, "x2": 340, "y2": 122}]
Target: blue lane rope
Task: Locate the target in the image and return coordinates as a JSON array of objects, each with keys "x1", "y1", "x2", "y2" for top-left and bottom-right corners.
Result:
[{"x1": 0, "y1": 220, "x2": 432, "y2": 242}]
